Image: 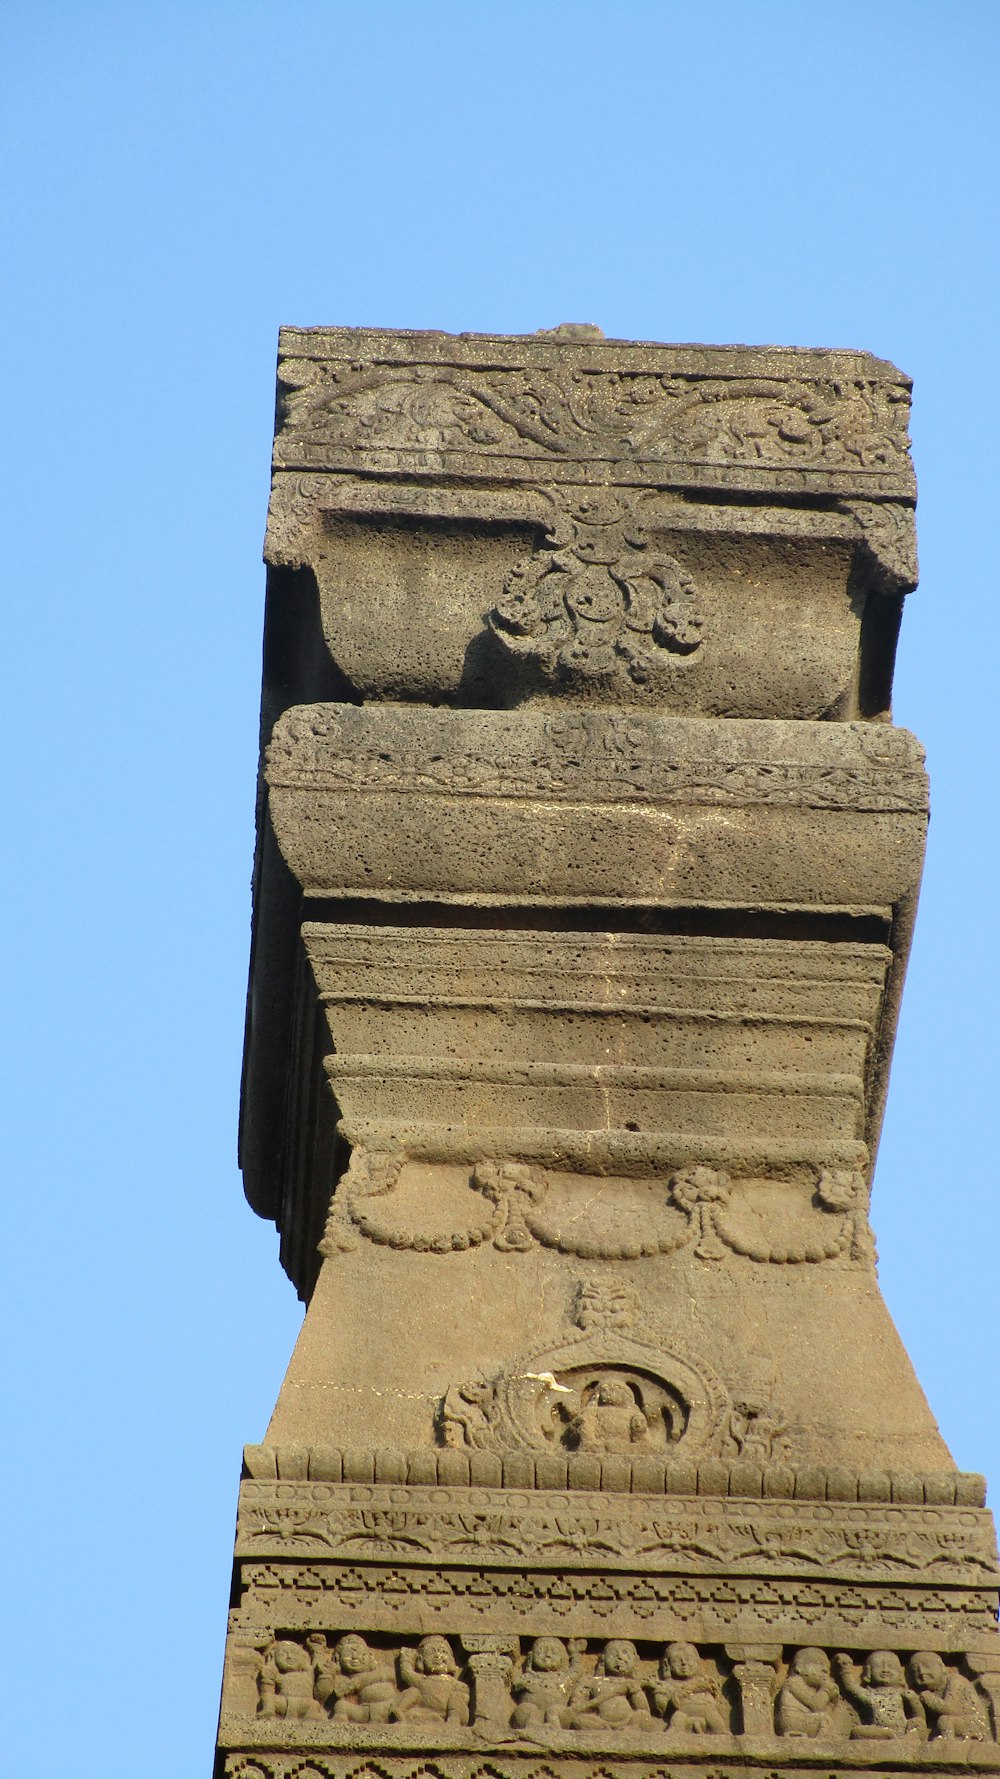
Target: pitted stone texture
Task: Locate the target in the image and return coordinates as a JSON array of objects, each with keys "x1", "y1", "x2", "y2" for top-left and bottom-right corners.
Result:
[
  {"x1": 262, "y1": 328, "x2": 914, "y2": 717},
  {"x1": 272, "y1": 328, "x2": 915, "y2": 496},
  {"x1": 313, "y1": 937, "x2": 881, "y2": 1155},
  {"x1": 222, "y1": 326, "x2": 1000, "y2": 1779},
  {"x1": 245, "y1": 702, "x2": 927, "y2": 1255},
  {"x1": 265, "y1": 706, "x2": 927, "y2": 908},
  {"x1": 261, "y1": 1231, "x2": 949, "y2": 1473}
]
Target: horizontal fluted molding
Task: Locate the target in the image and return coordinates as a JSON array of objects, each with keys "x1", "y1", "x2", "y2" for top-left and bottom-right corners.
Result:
[{"x1": 243, "y1": 1443, "x2": 986, "y2": 1507}]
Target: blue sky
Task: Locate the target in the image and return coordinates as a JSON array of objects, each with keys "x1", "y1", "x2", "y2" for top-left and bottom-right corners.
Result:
[{"x1": 2, "y1": 4, "x2": 999, "y2": 1774}]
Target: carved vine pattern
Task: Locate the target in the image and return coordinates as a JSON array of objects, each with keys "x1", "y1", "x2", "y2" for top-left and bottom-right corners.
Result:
[
  {"x1": 275, "y1": 360, "x2": 912, "y2": 479},
  {"x1": 239, "y1": 1488, "x2": 1000, "y2": 1582}
]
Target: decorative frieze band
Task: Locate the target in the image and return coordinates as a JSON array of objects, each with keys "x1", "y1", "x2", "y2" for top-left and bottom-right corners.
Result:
[
  {"x1": 237, "y1": 1563, "x2": 999, "y2": 1647},
  {"x1": 320, "y1": 1155, "x2": 876, "y2": 1269},
  {"x1": 272, "y1": 329, "x2": 915, "y2": 500},
  {"x1": 236, "y1": 1481, "x2": 999, "y2": 1585},
  {"x1": 268, "y1": 705, "x2": 928, "y2": 816},
  {"x1": 221, "y1": 1629, "x2": 1000, "y2": 1755},
  {"x1": 224, "y1": 1761, "x2": 1000, "y2": 1779}
]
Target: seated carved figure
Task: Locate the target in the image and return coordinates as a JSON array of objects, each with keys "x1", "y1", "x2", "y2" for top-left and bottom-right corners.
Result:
[
  {"x1": 391, "y1": 1636, "x2": 470, "y2": 1725},
  {"x1": 908, "y1": 1654, "x2": 988, "y2": 1741},
  {"x1": 776, "y1": 1649, "x2": 841, "y2": 1737},
  {"x1": 651, "y1": 1642, "x2": 728, "y2": 1735},
  {"x1": 316, "y1": 1633, "x2": 399, "y2": 1723},
  {"x1": 565, "y1": 1640, "x2": 655, "y2": 1733},
  {"x1": 511, "y1": 1637, "x2": 581, "y2": 1729},
  {"x1": 834, "y1": 1651, "x2": 923, "y2": 1739},
  {"x1": 257, "y1": 1640, "x2": 324, "y2": 1720},
  {"x1": 567, "y1": 1378, "x2": 649, "y2": 1452}
]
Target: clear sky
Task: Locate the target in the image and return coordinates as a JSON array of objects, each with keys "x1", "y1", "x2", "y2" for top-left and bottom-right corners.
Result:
[{"x1": 2, "y1": 4, "x2": 999, "y2": 1774}]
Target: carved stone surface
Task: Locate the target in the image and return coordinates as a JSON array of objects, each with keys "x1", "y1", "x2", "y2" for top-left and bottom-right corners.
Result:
[
  {"x1": 221, "y1": 1762, "x2": 1000, "y2": 1779},
  {"x1": 219, "y1": 1626, "x2": 1000, "y2": 1755},
  {"x1": 243, "y1": 1449, "x2": 988, "y2": 1505},
  {"x1": 219, "y1": 326, "x2": 995, "y2": 1779},
  {"x1": 271, "y1": 328, "x2": 915, "y2": 496},
  {"x1": 234, "y1": 1481, "x2": 1000, "y2": 1586},
  {"x1": 265, "y1": 706, "x2": 927, "y2": 901},
  {"x1": 238, "y1": 1561, "x2": 1000, "y2": 1646}
]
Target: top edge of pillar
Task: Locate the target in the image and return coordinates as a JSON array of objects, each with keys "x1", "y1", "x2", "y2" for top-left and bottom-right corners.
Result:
[{"x1": 276, "y1": 323, "x2": 910, "y2": 384}]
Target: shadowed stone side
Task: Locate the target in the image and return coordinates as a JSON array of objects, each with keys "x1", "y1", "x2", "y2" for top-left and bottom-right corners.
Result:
[{"x1": 217, "y1": 325, "x2": 999, "y2": 1778}]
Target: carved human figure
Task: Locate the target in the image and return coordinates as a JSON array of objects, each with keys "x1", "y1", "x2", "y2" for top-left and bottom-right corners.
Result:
[
  {"x1": 834, "y1": 1650, "x2": 924, "y2": 1739},
  {"x1": 317, "y1": 1633, "x2": 399, "y2": 1723},
  {"x1": 566, "y1": 1377, "x2": 650, "y2": 1452},
  {"x1": 651, "y1": 1642, "x2": 729, "y2": 1735},
  {"x1": 510, "y1": 1637, "x2": 581, "y2": 1728},
  {"x1": 908, "y1": 1653, "x2": 988, "y2": 1741},
  {"x1": 440, "y1": 1377, "x2": 497, "y2": 1450},
  {"x1": 565, "y1": 1640, "x2": 655, "y2": 1733},
  {"x1": 257, "y1": 1640, "x2": 324, "y2": 1720},
  {"x1": 776, "y1": 1648, "x2": 841, "y2": 1737},
  {"x1": 728, "y1": 1399, "x2": 786, "y2": 1465},
  {"x1": 390, "y1": 1637, "x2": 470, "y2": 1725}
]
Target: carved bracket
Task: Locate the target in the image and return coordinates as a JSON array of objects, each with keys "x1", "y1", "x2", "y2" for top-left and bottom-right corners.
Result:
[{"x1": 844, "y1": 499, "x2": 919, "y2": 595}]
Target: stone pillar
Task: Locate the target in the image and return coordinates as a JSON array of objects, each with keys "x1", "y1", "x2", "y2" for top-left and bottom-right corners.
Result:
[
  {"x1": 216, "y1": 323, "x2": 1000, "y2": 1779},
  {"x1": 462, "y1": 1638, "x2": 521, "y2": 1731},
  {"x1": 726, "y1": 1644, "x2": 782, "y2": 1736}
]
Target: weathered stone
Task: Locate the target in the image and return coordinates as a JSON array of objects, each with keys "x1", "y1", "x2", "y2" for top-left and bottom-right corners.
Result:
[{"x1": 217, "y1": 325, "x2": 996, "y2": 1779}]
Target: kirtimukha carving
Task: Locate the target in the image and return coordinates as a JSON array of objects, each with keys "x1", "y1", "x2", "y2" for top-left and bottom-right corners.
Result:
[
  {"x1": 217, "y1": 324, "x2": 999, "y2": 1779},
  {"x1": 488, "y1": 496, "x2": 706, "y2": 690}
]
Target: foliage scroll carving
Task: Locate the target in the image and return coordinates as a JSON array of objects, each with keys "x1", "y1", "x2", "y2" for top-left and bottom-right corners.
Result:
[{"x1": 275, "y1": 358, "x2": 913, "y2": 493}]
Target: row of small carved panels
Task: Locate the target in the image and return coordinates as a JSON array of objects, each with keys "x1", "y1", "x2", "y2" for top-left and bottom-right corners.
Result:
[
  {"x1": 236, "y1": 1485, "x2": 1000, "y2": 1585},
  {"x1": 244, "y1": 1448, "x2": 987, "y2": 1508},
  {"x1": 236, "y1": 1564, "x2": 1000, "y2": 1646},
  {"x1": 224, "y1": 1632, "x2": 1000, "y2": 1750}
]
